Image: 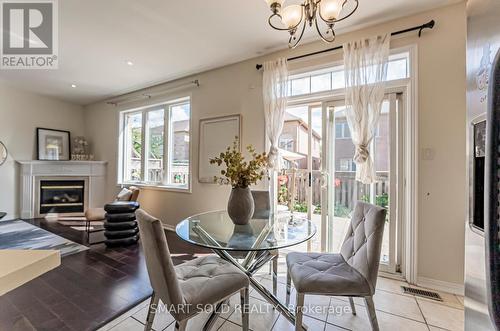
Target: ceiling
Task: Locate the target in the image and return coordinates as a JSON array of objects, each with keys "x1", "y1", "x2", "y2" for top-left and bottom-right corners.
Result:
[{"x1": 0, "y1": 0, "x2": 461, "y2": 105}]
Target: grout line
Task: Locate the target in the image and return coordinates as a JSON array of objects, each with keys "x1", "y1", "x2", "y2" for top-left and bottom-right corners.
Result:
[
  {"x1": 130, "y1": 316, "x2": 146, "y2": 325},
  {"x1": 323, "y1": 297, "x2": 332, "y2": 331},
  {"x1": 161, "y1": 320, "x2": 175, "y2": 331}
]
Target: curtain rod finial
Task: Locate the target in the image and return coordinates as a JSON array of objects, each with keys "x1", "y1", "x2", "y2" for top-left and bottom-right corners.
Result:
[
  {"x1": 256, "y1": 64, "x2": 263, "y2": 70},
  {"x1": 418, "y1": 20, "x2": 435, "y2": 37}
]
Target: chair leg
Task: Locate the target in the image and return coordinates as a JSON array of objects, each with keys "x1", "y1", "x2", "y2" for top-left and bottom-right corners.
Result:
[
  {"x1": 364, "y1": 296, "x2": 379, "y2": 331},
  {"x1": 144, "y1": 292, "x2": 159, "y2": 331},
  {"x1": 240, "y1": 287, "x2": 249, "y2": 331},
  {"x1": 348, "y1": 297, "x2": 357, "y2": 315},
  {"x1": 295, "y1": 293, "x2": 305, "y2": 331},
  {"x1": 175, "y1": 320, "x2": 188, "y2": 331},
  {"x1": 272, "y1": 256, "x2": 278, "y2": 296},
  {"x1": 286, "y1": 269, "x2": 292, "y2": 306}
]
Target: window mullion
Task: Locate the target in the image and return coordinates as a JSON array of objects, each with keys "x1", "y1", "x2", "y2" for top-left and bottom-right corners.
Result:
[
  {"x1": 164, "y1": 105, "x2": 171, "y2": 185},
  {"x1": 141, "y1": 110, "x2": 147, "y2": 183}
]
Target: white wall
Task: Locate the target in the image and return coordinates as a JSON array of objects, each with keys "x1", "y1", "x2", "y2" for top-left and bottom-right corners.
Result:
[
  {"x1": 84, "y1": 3, "x2": 466, "y2": 287},
  {"x1": 0, "y1": 82, "x2": 85, "y2": 219}
]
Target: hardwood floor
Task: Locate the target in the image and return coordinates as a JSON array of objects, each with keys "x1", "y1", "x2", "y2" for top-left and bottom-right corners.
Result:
[{"x1": 0, "y1": 219, "x2": 209, "y2": 331}]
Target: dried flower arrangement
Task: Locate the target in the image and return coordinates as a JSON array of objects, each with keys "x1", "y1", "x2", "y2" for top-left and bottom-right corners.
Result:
[{"x1": 209, "y1": 137, "x2": 268, "y2": 188}]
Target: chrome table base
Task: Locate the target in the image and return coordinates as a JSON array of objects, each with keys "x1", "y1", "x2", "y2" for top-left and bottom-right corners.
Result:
[{"x1": 193, "y1": 225, "x2": 307, "y2": 331}]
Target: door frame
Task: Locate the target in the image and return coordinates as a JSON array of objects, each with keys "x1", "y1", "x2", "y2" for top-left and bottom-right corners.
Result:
[
  {"x1": 278, "y1": 44, "x2": 418, "y2": 282},
  {"x1": 286, "y1": 78, "x2": 417, "y2": 282}
]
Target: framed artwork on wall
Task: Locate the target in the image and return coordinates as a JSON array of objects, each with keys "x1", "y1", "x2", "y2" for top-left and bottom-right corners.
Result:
[
  {"x1": 36, "y1": 128, "x2": 71, "y2": 161},
  {"x1": 198, "y1": 114, "x2": 241, "y2": 183}
]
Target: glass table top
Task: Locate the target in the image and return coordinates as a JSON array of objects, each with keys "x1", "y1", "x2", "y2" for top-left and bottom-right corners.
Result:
[{"x1": 175, "y1": 210, "x2": 316, "y2": 251}]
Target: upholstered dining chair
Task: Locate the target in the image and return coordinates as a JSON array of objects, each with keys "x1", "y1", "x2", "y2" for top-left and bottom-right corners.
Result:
[
  {"x1": 136, "y1": 209, "x2": 250, "y2": 331},
  {"x1": 286, "y1": 201, "x2": 387, "y2": 331},
  {"x1": 251, "y1": 190, "x2": 279, "y2": 295}
]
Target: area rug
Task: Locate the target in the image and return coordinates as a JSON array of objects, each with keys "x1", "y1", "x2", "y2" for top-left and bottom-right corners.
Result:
[{"x1": 0, "y1": 220, "x2": 88, "y2": 257}]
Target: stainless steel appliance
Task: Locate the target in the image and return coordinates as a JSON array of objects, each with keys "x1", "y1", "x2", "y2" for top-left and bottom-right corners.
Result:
[{"x1": 466, "y1": 0, "x2": 500, "y2": 330}]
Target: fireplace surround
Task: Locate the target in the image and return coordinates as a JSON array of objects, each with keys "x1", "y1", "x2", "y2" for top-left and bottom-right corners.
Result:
[{"x1": 18, "y1": 161, "x2": 107, "y2": 218}]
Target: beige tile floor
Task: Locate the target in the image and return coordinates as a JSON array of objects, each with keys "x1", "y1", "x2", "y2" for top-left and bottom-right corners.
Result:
[{"x1": 98, "y1": 260, "x2": 464, "y2": 331}]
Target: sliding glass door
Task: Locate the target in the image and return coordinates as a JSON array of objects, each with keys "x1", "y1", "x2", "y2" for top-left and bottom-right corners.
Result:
[
  {"x1": 276, "y1": 103, "x2": 325, "y2": 252},
  {"x1": 276, "y1": 92, "x2": 404, "y2": 274},
  {"x1": 324, "y1": 92, "x2": 403, "y2": 273}
]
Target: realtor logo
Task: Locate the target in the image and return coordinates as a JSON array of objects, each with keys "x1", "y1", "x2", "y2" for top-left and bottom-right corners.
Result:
[{"x1": 1, "y1": 0, "x2": 58, "y2": 69}]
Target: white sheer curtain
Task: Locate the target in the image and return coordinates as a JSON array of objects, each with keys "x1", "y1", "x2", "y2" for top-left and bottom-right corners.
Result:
[
  {"x1": 263, "y1": 57, "x2": 289, "y2": 169},
  {"x1": 343, "y1": 34, "x2": 390, "y2": 184}
]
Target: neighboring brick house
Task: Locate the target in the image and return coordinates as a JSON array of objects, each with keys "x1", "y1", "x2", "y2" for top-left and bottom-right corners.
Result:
[
  {"x1": 279, "y1": 112, "x2": 322, "y2": 170},
  {"x1": 279, "y1": 110, "x2": 389, "y2": 172}
]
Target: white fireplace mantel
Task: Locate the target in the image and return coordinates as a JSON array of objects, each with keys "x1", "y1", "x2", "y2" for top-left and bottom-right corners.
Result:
[{"x1": 17, "y1": 160, "x2": 108, "y2": 219}]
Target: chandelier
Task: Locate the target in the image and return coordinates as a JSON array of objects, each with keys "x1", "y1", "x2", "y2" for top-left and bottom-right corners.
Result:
[{"x1": 264, "y1": 0, "x2": 359, "y2": 48}]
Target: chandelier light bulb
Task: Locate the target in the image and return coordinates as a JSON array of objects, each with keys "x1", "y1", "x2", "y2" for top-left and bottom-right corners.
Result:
[
  {"x1": 319, "y1": 0, "x2": 343, "y2": 21},
  {"x1": 281, "y1": 5, "x2": 303, "y2": 29}
]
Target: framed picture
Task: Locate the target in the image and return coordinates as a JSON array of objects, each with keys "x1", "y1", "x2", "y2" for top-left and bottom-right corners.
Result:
[
  {"x1": 37, "y1": 128, "x2": 71, "y2": 161},
  {"x1": 198, "y1": 114, "x2": 241, "y2": 183}
]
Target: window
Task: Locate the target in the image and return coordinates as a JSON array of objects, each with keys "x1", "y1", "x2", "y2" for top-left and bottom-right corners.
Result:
[
  {"x1": 335, "y1": 122, "x2": 351, "y2": 139},
  {"x1": 288, "y1": 51, "x2": 410, "y2": 97},
  {"x1": 119, "y1": 97, "x2": 191, "y2": 190},
  {"x1": 279, "y1": 134, "x2": 295, "y2": 152},
  {"x1": 339, "y1": 158, "x2": 356, "y2": 171}
]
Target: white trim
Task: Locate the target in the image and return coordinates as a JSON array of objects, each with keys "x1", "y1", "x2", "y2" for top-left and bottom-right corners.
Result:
[
  {"x1": 417, "y1": 276, "x2": 465, "y2": 296},
  {"x1": 404, "y1": 44, "x2": 419, "y2": 285}
]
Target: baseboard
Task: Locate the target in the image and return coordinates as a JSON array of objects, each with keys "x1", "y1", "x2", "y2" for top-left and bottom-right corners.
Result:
[{"x1": 416, "y1": 276, "x2": 464, "y2": 296}]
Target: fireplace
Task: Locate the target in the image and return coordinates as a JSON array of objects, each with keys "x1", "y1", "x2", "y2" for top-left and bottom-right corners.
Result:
[
  {"x1": 39, "y1": 180, "x2": 85, "y2": 214},
  {"x1": 35, "y1": 177, "x2": 89, "y2": 217},
  {"x1": 18, "y1": 161, "x2": 107, "y2": 219}
]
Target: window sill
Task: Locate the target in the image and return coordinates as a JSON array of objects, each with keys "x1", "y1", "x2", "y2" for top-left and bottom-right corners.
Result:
[{"x1": 118, "y1": 182, "x2": 191, "y2": 194}]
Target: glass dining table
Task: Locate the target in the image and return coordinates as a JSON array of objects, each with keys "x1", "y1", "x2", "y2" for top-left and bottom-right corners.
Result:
[{"x1": 176, "y1": 210, "x2": 316, "y2": 330}]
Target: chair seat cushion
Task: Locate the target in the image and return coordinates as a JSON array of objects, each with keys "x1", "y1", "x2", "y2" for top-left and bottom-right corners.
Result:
[
  {"x1": 286, "y1": 252, "x2": 371, "y2": 296},
  {"x1": 174, "y1": 255, "x2": 248, "y2": 319}
]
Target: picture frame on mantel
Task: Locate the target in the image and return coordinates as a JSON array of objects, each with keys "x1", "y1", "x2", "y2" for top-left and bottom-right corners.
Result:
[
  {"x1": 36, "y1": 128, "x2": 71, "y2": 161},
  {"x1": 198, "y1": 114, "x2": 241, "y2": 183}
]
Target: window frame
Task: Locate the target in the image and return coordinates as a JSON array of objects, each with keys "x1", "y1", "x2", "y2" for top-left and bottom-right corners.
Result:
[
  {"x1": 118, "y1": 96, "x2": 192, "y2": 192},
  {"x1": 287, "y1": 49, "x2": 410, "y2": 98}
]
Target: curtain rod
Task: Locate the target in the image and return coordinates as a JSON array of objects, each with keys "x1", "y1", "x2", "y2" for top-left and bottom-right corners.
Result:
[
  {"x1": 106, "y1": 80, "x2": 200, "y2": 106},
  {"x1": 255, "y1": 20, "x2": 435, "y2": 70}
]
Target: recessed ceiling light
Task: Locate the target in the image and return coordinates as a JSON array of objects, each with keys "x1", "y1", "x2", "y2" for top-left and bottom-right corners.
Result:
[
  {"x1": 126, "y1": 60, "x2": 134, "y2": 66},
  {"x1": 71, "y1": 84, "x2": 77, "y2": 88}
]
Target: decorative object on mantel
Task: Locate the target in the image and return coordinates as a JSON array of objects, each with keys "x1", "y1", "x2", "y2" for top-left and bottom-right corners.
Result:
[
  {"x1": 36, "y1": 127, "x2": 71, "y2": 161},
  {"x1": 263, "y1": 0, "x2": 359, "y2": 48},
  {"x1": 198, "y1": 114, "x2": 241, "y2": 183},
  {"x1": 210, "y1": 137, "x2": 268, "y2": 225},
  {"x1": 71, "y1": 136, "x2": 94, "y2": 161},
  {"x1": 0, "y1": 141, "x2": 7, "y2": 166}
]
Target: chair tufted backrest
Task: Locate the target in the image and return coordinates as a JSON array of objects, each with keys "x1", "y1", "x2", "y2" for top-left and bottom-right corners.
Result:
[
  {"x1": 340, "y1": 201, "x2": 387, "y2": 294},
  {"x1": 136, "y1": 209, "x2": 184, "y2": 308},
  {"x1": 251, "y1": 190, "x2": 271, "y2": 219}
]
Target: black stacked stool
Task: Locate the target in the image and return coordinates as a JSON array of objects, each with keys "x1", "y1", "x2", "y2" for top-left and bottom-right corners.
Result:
[{"x1": 104, "y1": 201, "x2": 140, "y2": 247}]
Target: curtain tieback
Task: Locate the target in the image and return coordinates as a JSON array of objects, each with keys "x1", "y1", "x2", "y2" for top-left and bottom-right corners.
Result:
[
  {"x1": 267, "y1": 146, "x2": 279, "y2": 169},
  {"x1": 354, "y1": 144, "x2": 370, "y2": 163}
]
